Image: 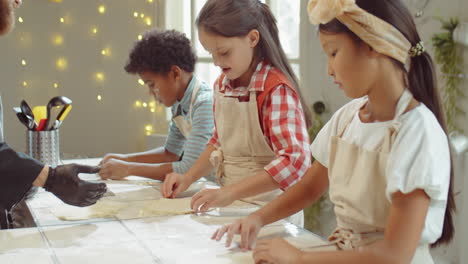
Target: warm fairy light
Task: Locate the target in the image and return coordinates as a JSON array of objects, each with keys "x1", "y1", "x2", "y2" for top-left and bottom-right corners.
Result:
[
  {"x1": 133, "y1": 12, "x2": 139, "y2": 17},
  {"x1": 145, "y1": 17, "x2": 152, "y2": 26},
  {"x1": 101, "y1": 47, "x2": 111, "y2": 56},
  {"x1": 91, "y1": 27, "x2": 98, "y2": 34},
  {"x1": 56, "y1": 57, "x2": 68, "y2": 71},
  {"x1": 145, "y1": 124, "x2": 153, "y2": 135},
  {"x1": 140, "y1": 13, "x2": 145, "y2": 18},
  {"x1": 53, "y1": 83, "x2": 59, "y2": 88},
  {"x1": 21, "y1": 59, "x2": 27, "y2": 66},
  {"x1": 18, "y1": 17, "x2": 24, "y2": 23},
  {"x1": 148, "y1": 0, "x2": 154, "y2": 3},
  {"x1": 135, "y1": 100, "x2": 142, "y2": 108},
  {"x1": 97, "y1": 94, "x2": 102, "y2": 101},
  {"x1": 150, "y1": 108, "x2": 155, "y2": 113},
  {"x1": 60, "y1": 17, "x2": 65, "y2": 23},
  {"x1": 52, "y1": 34, "x2": 64, "y2": 46},
  {"x1": 149, "y1": 101, "x2": 156, "y2": 108},
  {"x1": 138, "y1": 79, "x2": 145, "y2": 86},
  {"x1": 143, "y1": 102, "x2": 148, "y2": 108},
  {"x1": 98, "y1": 5, "x2": 106, "y2": 14},
  {"x1": 137, "y1": 34, "x2": 143, "y2": 40},
  {"x1": 22, "y1": 81, "x2": 28, "y2": 87},
  {"x1": 95, "y1": 72, "x2": 105, "y2": 82}
]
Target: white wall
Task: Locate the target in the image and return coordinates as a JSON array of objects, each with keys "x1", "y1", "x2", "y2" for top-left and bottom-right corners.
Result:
[
  {"x1": 1, "y1": 0, "x2": 169, "y2": 158},
  {"x1": 300, "y1": 0, "x2": 468, "y2": 133}
]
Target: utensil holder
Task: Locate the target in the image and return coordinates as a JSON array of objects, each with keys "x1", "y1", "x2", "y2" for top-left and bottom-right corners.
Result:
[
  {"x1": 27, "y1": 129, "x2": 61, "y2": 167},
  {"x1": 25, "y1": 129, "x2": 61, "y2": 200}
]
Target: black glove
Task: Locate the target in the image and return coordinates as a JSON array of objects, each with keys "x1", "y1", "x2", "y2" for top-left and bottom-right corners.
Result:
[{"x1": 44, "y1": 164, "x2": 107, "y2": 207}]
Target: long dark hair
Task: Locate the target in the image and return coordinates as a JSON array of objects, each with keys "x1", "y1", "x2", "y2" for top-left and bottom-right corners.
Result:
[
  {"x1": 196, "y1": 0, "x2": 312, "y2": 128},
  {"x1": 319, "y1": 0, "x2": 455, "y2": 247}
]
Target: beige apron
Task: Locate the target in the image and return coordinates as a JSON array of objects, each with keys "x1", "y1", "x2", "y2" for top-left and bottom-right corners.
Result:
[
  {"x1": 209, "y1": 85, "x2": 303, "y2": 227},
  {"x1": 173, "y1": 79, "x2": 201, "y2": 138},
  {"x1": 327, "y1": 90, "x2": 433, "y2": 263}
]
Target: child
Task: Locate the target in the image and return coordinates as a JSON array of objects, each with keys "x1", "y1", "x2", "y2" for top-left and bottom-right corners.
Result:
[
  {"x1": 212, "y1": 0, "x2": 455, "y2": 263},
  {"x1": 161, "y1": 0, "x2": 312, "y2": 226},
  {"x1": 99, "y1": 29, "x2": 215, "y2": 182}
]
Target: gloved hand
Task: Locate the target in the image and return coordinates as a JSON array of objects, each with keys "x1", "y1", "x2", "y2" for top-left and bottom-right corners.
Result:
[{"x1": 44, "y1": 164, "x2": 107, "y2": 207}]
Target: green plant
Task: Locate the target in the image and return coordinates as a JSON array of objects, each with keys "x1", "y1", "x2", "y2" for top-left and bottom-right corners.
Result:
[
  {"x1": 304, "y1": 102, "x2": 328, "y2": 232},
  {"x1": 431, "y1": 17, "x2": 465, "y2": 133}
]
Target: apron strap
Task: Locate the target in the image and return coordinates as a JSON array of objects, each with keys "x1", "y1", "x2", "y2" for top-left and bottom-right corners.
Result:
[{"x1": 337, "y1": 99, "x2": 367, "y2": 137}]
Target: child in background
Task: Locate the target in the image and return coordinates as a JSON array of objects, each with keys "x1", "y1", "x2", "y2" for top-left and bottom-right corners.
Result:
[
  {"x1": 99, "y1": 29, "x2": 214, "y2": 182},
  {"x1": 162, "y1": 0, "x2": 312, "y2": 227},
  {"x1": 212, "y1": 0, "x2": 455, "y2": 263}
]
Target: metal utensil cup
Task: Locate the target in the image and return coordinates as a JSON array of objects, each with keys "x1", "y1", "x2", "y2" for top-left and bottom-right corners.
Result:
[{"x1": 27, "y1": 129, "x2": 60, "y2": 167}]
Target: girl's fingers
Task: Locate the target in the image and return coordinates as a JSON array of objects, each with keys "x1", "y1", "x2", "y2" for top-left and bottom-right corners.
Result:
[{"x1": 225, "y1": 223, "x2": 240, "y2": 247}]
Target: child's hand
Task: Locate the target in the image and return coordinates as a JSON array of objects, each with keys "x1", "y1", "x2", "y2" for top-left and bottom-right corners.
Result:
[
  {"x1": 190, "y1": 187, "x2": 234, "y2": 212},
  {"x1": 99, "y1": 153, "x2": 128, "y2": 165},
  {"x1": 98, "y1": 159, "x2": 130, "y2": 180},
  {"x1": 161, "y1": 172, "x2": 192, "y2": 198},
  {"x1": 253, "y1": 238, "x2": 302, "y2": 264},
  {"x1": 211, "y1": 214, "x2": 264, "y2": 251}
]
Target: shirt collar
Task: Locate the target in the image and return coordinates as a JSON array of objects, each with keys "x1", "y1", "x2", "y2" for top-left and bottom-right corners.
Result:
[
  {"x1": 220, "y1": 60, "x2": 270, "y2": 93},
  {"x1": 174, "y1": 75, "x2": 196, "y2": 115}
]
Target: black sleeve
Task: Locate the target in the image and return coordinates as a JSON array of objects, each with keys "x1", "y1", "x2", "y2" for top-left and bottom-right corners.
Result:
[{"x1": 0, "y1": 142, "x2": 44, "y2": 210}]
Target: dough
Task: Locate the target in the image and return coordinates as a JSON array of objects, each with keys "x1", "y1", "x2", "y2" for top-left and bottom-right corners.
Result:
[
  {"x1": 51, "y1": 198, "x2": 195, "y2": 221},
  {"x1": 136, "y1": 198, "x2": 194, "y2": 217},
  {"x1": 52, "y1": 200, "x2": 126, "y2": 221}
]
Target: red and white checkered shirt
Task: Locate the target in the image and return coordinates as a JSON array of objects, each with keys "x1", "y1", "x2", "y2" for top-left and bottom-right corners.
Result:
[{"x1": 209, "y1": 61, "x2": 311, "y2": 190}]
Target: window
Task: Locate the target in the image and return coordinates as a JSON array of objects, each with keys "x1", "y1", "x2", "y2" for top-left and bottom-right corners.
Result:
[{"x1": 166, "y1": 0, "x2": 302, "y2": 88}]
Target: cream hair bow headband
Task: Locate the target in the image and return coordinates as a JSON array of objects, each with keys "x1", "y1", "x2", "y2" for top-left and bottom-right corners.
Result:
[{"x1": 308, "y1": 0, "x2": 418, "y2": 66}]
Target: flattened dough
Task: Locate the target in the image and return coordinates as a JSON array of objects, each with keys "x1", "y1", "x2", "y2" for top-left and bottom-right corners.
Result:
[
  {"x1": 51, "y1": 200, "x2": 127, "y2": 221},
  {"x1": 52, "y1": 198, "x2": 194, "y2": 221},
  {"x1": 137, "y1": 198, "x2": 194, "y2": 217}
]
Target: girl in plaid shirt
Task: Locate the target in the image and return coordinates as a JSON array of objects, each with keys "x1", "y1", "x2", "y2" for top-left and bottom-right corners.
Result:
[{"x1": 161, "y1": 0, "x2": 312, "y2": 227}]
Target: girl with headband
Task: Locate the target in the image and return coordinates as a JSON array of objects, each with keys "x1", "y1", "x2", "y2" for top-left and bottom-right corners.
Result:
[{"x1": 212, "y1": 0, "x2": 454, "y2": 263}]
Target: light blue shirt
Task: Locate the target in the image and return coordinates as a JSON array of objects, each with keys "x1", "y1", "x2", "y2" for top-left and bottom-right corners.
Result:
[{"x1": 165, "y1": 76, "x2": 214, "y2": 176}]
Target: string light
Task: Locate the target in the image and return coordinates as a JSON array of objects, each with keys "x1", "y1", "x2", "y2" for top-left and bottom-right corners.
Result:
[
  {"x1": 145, "y1": 124, "x2": 153, "y2": 136},
  {"x1": 147, "y1": 0, "x2": 154, "y2": 3},
  {"x1": 140, "y1": 13, "x2": 145, "y2": 18},
  {"x1": 53, "y1": 83, "x2": 59, "y2": 88},
  {"x1": 56, "y1": 57, "x2": 68, "y2": 71},
  {"x1": 134, "y1": 100, "x2": 142, "y2": 108},
  {"x1": 98, "y1": 5, "x2": 106, "y2": 14},
  {"x1": 59, "y1": 17, "x2": 65, "y2": 23},
  {"x1": 21, "y1": 59, "x2": 27, "y2": 66},
  {"x1": 133, "y1": 12, "x2": 139, "y2": 18},
  {"x1": 97, "y1": 94, "x2": 102, "y2": 101},
  {"x1": 95, "y1": 72, "x2": 105, "y2": 82},
  {"x1": 18, "y1": 17, "x2": 24, "y2": 23},
  {"x1": 149, "y1": 101, "x2": 156, "y2": 108},
  {"x1": 145, "y1": 17, "x2": 152, "y2": 26},
  {"x1": 91, "y1": 27, "x2": 98, "y2": 35},
  {"x1": 142, "y1": 102, "x2": 148, "y2": 108},
  {"x1": 137, "y1": 34, "x2": 143, "y2": 40},
  {"x1": 138, "y1": 79, "x2": 145, "y2": 86},
  {"x1": 101, "y1": 47, "x2": 111, "y2": 57},
  {"x1": 52, "y1": 34, "x2": 64, "y2": 46},
  {"x1": 22, "y1": 81, "x2": 28, "y2": 87}
]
